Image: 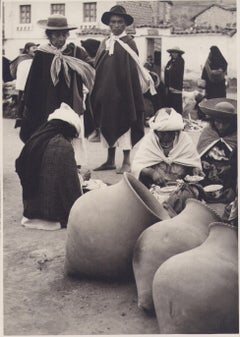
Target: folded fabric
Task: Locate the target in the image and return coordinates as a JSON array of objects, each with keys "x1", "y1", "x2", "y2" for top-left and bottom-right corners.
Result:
[{"x1": 21, "y1": 217, "x2": 61, "y2": 231}]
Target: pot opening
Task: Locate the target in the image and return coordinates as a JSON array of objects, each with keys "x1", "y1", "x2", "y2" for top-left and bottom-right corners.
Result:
[{"x1": 123, "y1": 173, "x2": 169, "y2": 220}]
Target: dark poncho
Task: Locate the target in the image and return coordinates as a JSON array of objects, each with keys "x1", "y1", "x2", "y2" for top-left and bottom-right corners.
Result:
[
  {"x1": 164, "y1": 56, "x2": 184, "y2": 91},
  {"x1": 90, "y1": 35, "x2": 145, "y2": 147},
  {"x1": 201, "y1": 46, "x2": 228, "y2": 99},
  {"x1": 22, "y1": 43, "x2": 92, "y2": 141},
  {"x1": 16, "y1": 120, "x2": 81, "y2": 225}
]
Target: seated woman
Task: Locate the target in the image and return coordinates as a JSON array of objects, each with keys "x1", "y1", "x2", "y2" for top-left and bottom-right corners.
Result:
[
  {"x1": 16, "y1": 103, "x2": 82, "y2": 230},
  {"x1": 197, "y1": 98, "x2": 237, "y2": 202},
  {"x1": 132, "y1": 107, "x2": 203, "y2": 188}
]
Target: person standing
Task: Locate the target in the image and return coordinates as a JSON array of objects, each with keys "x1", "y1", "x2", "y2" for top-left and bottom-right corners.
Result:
[
  {"x1": 9, "y1": 42, "x2": 39, "y2": 80},
  {"x1": 20, "y1": 14, "x2": 95, "y2": 168},
  {"x1": 164, "y1": 46, "x2": 185, "y2": 114},
  {"x1": 90, "y1": 5, "x2": 146, "y2": 174},
  {"x1": 201, "y1": 46, "x2": 228, "y2": 99},
  {"x1": 14, "y1": 43, "x2": 39, "y2": 128}
]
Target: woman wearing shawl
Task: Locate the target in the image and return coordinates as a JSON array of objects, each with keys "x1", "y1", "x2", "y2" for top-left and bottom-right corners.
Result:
[
  {"x1": 20, "y1": 15, "x2": 95, "y2": 167},
  {"x1": 201, "y1": 46, "x2": 228, "y2": 99},
  {"x1": 198, "y1": 98, "x2": 237, "y2": 202},
  {"x1": 164, "y1": 47, "x2": 185, "y2": 115},
  {"x1": 16, "y1": 103, "x2": 82, "y2": 230},
  {"x1": 132, "y1": 108, "x2": 203, "y2": 188}
]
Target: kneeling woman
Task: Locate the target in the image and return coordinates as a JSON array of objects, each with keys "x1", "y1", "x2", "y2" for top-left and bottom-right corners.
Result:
[
  {"x1": 16, "y1": 103, "x2": 82, "y2": 230},
  {"x1": 132, "y1": 108, "x2": 203, "y2": 188}
]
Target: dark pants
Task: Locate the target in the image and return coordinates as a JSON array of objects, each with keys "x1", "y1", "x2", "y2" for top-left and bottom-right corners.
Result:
[{"x1": 166, "y1": 92, "x2": 183, "y2": 115}]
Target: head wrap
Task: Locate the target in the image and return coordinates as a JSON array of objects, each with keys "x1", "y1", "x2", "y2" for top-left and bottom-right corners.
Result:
[
  {"x1": 149, "y1": 108, "x2": 184, "y2": 131},
  {"x1": 48, "y1": 102, "x2": 81, "y2": 136}
]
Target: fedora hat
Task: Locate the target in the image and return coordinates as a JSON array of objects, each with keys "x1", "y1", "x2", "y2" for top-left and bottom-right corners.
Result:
[
  {"x1": 38, "y1": 14, "x2": 77, "y2": 30},
  {"x1": 101, "y1": 5, "x2": 134, "y2": 26},
  {"x1": 199, "y1": 98, "x2": 237, "y2": 120},
  {"x1": 167, "y1": 46, "x2": 185, "y2": 55}
]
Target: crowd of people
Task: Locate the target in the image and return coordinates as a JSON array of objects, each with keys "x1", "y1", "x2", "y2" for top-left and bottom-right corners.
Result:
[{"x1": 3, "y1": 5, "x2": 236, "y2": 230}]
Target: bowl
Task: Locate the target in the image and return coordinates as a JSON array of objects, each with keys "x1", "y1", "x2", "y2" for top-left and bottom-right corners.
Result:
[
  {"x1": 203, "y1": 184, "x2": 223, "y2": 200},
  {"x1": 184, "y1": 175, "x2": 204, "y2": 183}
]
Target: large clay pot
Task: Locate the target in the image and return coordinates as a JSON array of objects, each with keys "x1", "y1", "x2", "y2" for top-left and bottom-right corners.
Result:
[
  {"x1": 65, "y1": 172, "x2": 169, "y2": 280},
  {"x1": 153, "y1": 222, "x2": 238, "y2": 334},
  {"x1": 133, "y1": 198, "x2": 221, "y2": 313}
]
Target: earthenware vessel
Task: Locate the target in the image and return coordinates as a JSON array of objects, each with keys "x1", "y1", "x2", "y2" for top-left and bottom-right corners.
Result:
[
  {"x1": 65, "y1": 172, "x2": 169, "y2": 280},
  {"x1": 133, "y1": 199, "x2": 221, "y2": 312},
  {"x1": 153, "y1": 222, "x2": 238, "y2": 334}
]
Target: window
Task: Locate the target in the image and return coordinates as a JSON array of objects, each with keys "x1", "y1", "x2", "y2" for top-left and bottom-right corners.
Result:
[
  {"x1": 51, "y1": 4, "x2": 65, "y2": 15},
  {"x1": 20, "y1": 5, "x2": 31, "y2": 24},
  {"x1": 83, "y1": 2, "x2": 97, "y2": 22}
]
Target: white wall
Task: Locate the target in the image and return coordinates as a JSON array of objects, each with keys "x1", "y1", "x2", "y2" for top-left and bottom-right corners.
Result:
[
  {"x1": 161, "y1": 33, "x2": 237, "y2": 81},
  {"x1": 3, "y1": 0, "x2": 116, "y2": 59}
]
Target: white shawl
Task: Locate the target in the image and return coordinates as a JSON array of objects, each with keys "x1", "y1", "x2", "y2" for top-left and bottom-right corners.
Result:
[{"x1": 132, "y1": 130, "x2": 202, "y2": 178}]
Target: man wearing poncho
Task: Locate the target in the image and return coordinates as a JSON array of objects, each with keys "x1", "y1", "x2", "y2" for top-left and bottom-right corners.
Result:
[
  {"x1": 132, "y1": 108, "x2": 203, "y2": 188},
  {"x1": 20, "y1": 14, "x2": 95, "y2": 167},
  {"x1": 90, "y1": 5, "x2": 146, "y2": 174}
]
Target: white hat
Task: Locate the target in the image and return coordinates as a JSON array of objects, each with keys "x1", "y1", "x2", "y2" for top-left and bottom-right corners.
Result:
[
  {"x1": 48, "y1": 103, "x2": 81, "y2": 136},
  {"x1": 149, "y1": 108, "x2": 184, "y2": 131}
]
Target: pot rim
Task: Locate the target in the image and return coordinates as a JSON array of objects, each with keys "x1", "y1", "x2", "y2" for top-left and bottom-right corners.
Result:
[
  {"x1": 186, "y1": 198, "x2": 222, "y2": 221},
  {"x1": 208, "y1": 221, "x2": 237, "y2": 231},
  {"x1": 123, "y1": 172, "x2": 169, "y2": 221}
]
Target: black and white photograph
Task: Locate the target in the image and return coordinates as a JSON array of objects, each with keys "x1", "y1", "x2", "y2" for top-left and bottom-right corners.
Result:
[{"x1": 2, "y1": 0, "x2": 238, "y2": 335}]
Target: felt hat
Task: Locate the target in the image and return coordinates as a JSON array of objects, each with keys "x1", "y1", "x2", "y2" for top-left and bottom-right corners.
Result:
[
  {"x1": 38, "y1": 14, "x2": 77, "y2": 30},
  {"x1": 167, "y1": 46, "x2": 185, "y2": 55},
  {"x1": 22, "y1": 42, "x2": 39, "y2": 53},
  {"x1": 48, "y1": 103, "x2": 81, "y2": 136},
  {"x1": 81, "y1": 39, "x2": 100, "y2": 58},
  {"x1": 101, "y1": 5, "x2": 134, "y2": 26},
  {"x1": 199, "y1": 98, "x2": 237, "y2": 120}
]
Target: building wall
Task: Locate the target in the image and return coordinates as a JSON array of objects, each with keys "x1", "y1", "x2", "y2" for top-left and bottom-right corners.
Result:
[
  {"x1": 161, "y1": 33, "x2": 237, "y2": 80},
  {"x1": 3, "y1": 0, "x2": 116, "y2": 59},
  {"x1": 194, "y1": 6, "x2": 236, "y2": 28}
]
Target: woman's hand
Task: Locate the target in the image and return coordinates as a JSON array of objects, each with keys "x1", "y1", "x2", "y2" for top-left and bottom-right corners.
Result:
[
  {"x1": 201, "y1": 160, "x2": 212, "y2": 170},
  {"x1": 192, "y1": 167, "x2": 205, "y2": 177},
  {"x1": 151, "y1": 171, "x2": 167, "y2": 186}
]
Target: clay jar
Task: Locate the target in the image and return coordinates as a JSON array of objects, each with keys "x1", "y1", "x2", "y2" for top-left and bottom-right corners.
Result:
[
  {"x1": 153, "y1": 222, "x2": 238, "y2": 334},
  {"x1": 65, "y1": 172, "x2": 169, "y2": 280},
  {"x1": 133, "y1": 198, "x2": 221, "y2": 313}
]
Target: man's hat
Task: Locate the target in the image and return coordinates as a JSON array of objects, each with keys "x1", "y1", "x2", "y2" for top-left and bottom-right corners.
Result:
[
  {"x1": 81, "y1": 39, "x2": 100, "y2": 58},
  {"x1": 167, "y1": 46, "x2": 185, "y2": 55},
  {"x1": 101, "y1": 5, "x2": 134, "y2": 26},
  {"x1": 199, "y1": 98, "x2": 237, "y2": 120},
  {"x1": 22, "y1": 42, "x2": 39, "y2": 53},
  {"x1": 38, "y1": 14, "x2": 77, "y2": 30}
]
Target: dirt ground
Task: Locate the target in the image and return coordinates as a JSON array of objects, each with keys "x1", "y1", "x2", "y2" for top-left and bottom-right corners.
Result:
[
  {"x1": 2, "y1": 89, "x2": 237, "y2": 335},
  {"x1": 3, "y1": 118, "x2": 159, "y2": 335}
]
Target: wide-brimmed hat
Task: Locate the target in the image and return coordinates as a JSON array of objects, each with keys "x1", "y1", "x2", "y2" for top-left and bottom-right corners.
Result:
[
  {"x1": 167, "y1": 46, "x2": 185, "y2": 55},
  {"x1": 199, "y1": 98, "x2": 237, "y2": 120},
  {"x1": 101, "y1": 5, "x2": 134, "y2": 26},
  {"x1": 81, "y1": 39, "x2": 100, "y2": 58},
  {"x1": 38, "y1": 14, "x2": 77, "y2": 30},
  {"x1": 22, "y1": 42, "x2": 39, "y2": 53}
]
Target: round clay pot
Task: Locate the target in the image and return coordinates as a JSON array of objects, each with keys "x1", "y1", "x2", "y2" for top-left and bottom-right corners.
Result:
[
  {"x1": 133, "y1": 199, "x2": 221, "y2": 313},
  {"x1": 153, "y1": 222, "x2": 238, "y2": 334},
  {"x1": 65, "y1": 172, "x2": 169, "y2": 280}
]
